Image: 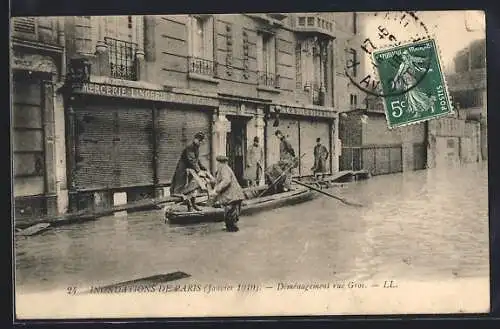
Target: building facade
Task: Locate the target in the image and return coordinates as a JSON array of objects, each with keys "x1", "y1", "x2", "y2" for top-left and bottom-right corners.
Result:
[
  {"x1": 11, "y1": 17, "x2": 68, "y2": 221},
  {"x1": 446, "y1": 38, "x2": 487, "y2": 161},
  {"x1": 12, "y1": 13, "x2": 361, "y2": 217}
]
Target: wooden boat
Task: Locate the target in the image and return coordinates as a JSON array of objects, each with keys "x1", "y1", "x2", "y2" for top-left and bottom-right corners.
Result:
[{"x1": 164, "y1": 185, "x2": 315, "y2": 225}]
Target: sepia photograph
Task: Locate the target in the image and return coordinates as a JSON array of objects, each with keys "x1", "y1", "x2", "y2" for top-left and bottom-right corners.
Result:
[{"x1": 11, "y1": 10, "x2": 488, "y2": 319}]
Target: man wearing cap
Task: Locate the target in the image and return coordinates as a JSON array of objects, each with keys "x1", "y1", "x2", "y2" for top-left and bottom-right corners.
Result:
[
  {"x1": 209, "y1": 155, "x2": 245, "y2": 232},
  {"x1": 245, "y1": 136, "x2": 264, "y2": 187},
  {"x1": 312, "y1": 137, "x2": 329, "y2": 175},
  {"x1": 170, "y1": 132, "x2": 208, "y2": 211}
]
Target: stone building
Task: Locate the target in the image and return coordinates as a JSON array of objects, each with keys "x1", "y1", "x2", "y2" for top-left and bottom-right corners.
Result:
[
  {"x1": 11, "y1": 13, "x2": 363, "y2": 216},
  {"x1": 338, "y1": 103, "x2": 427, "y2": 175},
  {"x1": 446, "y1": 38, "x2": 486, "y2": 161},
  {"x1": 11, "y1": 17, "x2": 68, "y2": 221}
]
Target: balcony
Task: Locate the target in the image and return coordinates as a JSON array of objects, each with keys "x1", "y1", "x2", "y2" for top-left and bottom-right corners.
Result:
[
  {"x1": 258, "y1": 71, "x2": 280, "y2": 90},
  {"x1": 188, "y1": 56, "x2": 218, "y2": 78},
  {"x1": 291, "y1": 14, "x2": 336, "y2": 39},
  {"x1": 105, "y1": 37, "x2": 138, "y2": 81}
]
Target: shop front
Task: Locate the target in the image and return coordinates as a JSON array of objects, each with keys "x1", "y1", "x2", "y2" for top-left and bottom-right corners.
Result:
[
  {"x1": 66, "y1": 77, "x2": 218, "y2": 211},
  {"x1": 12, "y1": 43, "x2": 65, "y2": 222},
  {"x1": 265, "y1": 104, "x2": 337, "y2": 178}
]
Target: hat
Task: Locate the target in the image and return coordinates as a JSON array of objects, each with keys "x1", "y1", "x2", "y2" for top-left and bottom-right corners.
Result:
[
  {"x1": 253, "y1": 136, "x2": 259, "y2": 142},
  {"x1": 316, "y1": 137, "x2": 321, "y2": 142},
  {"x1": 274, "y1": 130, "x2": 283, "y2": 136},
  {"x1": 216, "y1": 155, "x2": 229, "y2": 162},
  {"x1": 194, "y1": 132, "x2": 205, "y2": 141}
]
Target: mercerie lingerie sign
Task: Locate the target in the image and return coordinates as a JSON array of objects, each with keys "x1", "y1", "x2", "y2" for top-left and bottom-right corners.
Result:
[{"x1": 77, "y1": 82, "x2": 171, "y2": 102}]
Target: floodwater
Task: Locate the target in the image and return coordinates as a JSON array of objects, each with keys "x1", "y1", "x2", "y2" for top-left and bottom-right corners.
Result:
[{"x1": 15, "y1": 163, "x2": 489, "y2": 293}]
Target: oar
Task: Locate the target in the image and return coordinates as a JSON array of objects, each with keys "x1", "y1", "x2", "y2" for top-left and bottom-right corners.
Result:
[
  {"x1": 292, "y1": 179, "x2": 364, "y2": 207},
  {"x1": 257, "y1": 153, "x2": 306, "y2": 198}
]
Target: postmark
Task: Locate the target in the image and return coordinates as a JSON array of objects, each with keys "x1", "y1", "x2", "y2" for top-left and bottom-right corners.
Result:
[
  {"x1": 344, "y1": 11, "x2": 433, "y2": 97},
  {"x1": 372, "y1": 39, "x2": 453, "y2": 128}
]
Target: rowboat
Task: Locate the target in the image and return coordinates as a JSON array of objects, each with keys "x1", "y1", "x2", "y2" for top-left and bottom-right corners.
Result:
[{"x1": 164, "y1": 185, "x2": 315, "y2": 225}]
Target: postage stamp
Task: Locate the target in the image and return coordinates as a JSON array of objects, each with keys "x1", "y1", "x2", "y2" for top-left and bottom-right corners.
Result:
[{"x1": 372, "y1": 39, "x2": 453, "y2": 128}]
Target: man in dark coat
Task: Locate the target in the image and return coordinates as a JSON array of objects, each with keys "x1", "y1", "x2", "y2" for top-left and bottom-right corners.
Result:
[
  {"x1": 274, "y1": 130, "x2": 297, "y2": 192},
  {"x1": 209, "y1": 155, "x2": 245, "y2": 232},
  {"x1": 312, "y1": 137, "x2": 329, "y2": 174},
  {"x1": 170, "y1": 132, "x2": 208, "y2": 211}
]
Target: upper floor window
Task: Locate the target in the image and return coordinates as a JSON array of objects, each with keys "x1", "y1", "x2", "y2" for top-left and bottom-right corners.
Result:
[
  {"x1": 296, "y1": 37, "x2": 328, "y2": 97},
  {"x1": 189, "y1": 15, "x2": 213, "y2": 60},
  {"x1": 257, "y1": 31, "x2": 278, "y2": 87},
  {"x1": 345, "y1": 48, "x2": 358, "y2": 77},
  {"x1": 187, "y1": 15, "x2": 215, "y2": 77},
  {"x1": 99, "y1": 16, "x2": 143, "y2": 80}
]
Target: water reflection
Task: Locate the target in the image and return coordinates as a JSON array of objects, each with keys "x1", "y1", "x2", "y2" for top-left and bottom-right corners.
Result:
[{"x1": 15, "y1": 163, "x2": 489, "y2": 292}]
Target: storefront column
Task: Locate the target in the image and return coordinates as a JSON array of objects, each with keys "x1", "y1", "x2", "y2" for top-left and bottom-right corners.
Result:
[
  {"x1": 212, "y1": 113, "x2": 231, "y2": 170},
  {"x1": 65, "y1": 96, "x2": 79, "y2": 212},
  {"x1": 255, "y1": 108, "x2": 266, "y2": 186},
  {"x1": 426, "y1": 120, "x2": 437, "y2": 169},
  {"x1": 331, "y1": 118, "x2": 340, "y2": 173},
  {"x1": 42, "y1": 80, "x2": 58, "y2": 216}
]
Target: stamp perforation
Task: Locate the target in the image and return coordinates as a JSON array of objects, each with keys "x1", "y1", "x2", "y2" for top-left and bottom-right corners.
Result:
[{"x1": 370, "y1": 36, "x2": 455, "y2": 129}]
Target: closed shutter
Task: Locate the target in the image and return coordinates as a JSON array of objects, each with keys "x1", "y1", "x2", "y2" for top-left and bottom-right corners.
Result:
[
  {"x1": 266, "y1": 118, "x2": 299, "y2": 176},
  {"x1": 299, "y1": 120, "x2": 331, "y2": 176},
  {"x1": 74, "y1": 108, "x2": 116, "y2": 190},
  {"x1": 157, "y1": 107, "x2": 212, "y2": 184},
  {"x1": 74, "y1": 105, "x2": 154, "y2": 190},
  {"x1": 12, "y1": 17, "x2": 36, "y2": 34},
  {"x1": 13, "y1": 76, "x2": 46, "y2": 197},
  {"x1": 117, "y1": 108, "x2": 154, "y2": 187}
]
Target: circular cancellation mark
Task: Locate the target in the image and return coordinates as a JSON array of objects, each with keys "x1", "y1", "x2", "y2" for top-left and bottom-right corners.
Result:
[{"x1": 344, "y1": 11, "x2": 433, "y2": 98}]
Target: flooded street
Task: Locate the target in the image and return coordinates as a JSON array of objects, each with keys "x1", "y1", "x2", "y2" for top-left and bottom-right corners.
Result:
[{"x1": 15, "y1": 163, "x2": 489, "y2": 293}]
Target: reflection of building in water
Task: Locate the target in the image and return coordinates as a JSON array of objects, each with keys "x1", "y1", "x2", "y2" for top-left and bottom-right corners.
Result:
[{"x1": 446, "y1": 38, "x2": 487, "y2": 161}]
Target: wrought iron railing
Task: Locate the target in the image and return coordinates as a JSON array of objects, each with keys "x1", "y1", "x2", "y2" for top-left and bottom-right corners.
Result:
[
  {"x1": 188, "y1": 57, "x2": 216, "y2": 77},
  {"x1": 105, "y1": 37, "x2": 138, "y2": 81},
  {"x1": 258, "y1": 71, "x2": 280, "y2": 88}
]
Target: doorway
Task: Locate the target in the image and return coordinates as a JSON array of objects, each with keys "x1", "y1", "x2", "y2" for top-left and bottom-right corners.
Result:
[{"x1": 226, "y1": 117, "x2": 248, "y2": 186}]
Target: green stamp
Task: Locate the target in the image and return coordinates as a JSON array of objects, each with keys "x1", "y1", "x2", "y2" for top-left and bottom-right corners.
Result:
[{"x1": 372, "y1": 39, "x2": 453, "y2": 129}]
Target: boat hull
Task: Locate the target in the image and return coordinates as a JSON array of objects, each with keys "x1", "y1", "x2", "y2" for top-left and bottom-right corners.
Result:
[{"x1": 165, "y1": 187, "x2": 315, "y2": 225}]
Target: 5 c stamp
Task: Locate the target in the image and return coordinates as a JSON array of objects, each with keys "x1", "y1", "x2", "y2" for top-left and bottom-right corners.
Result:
[{"x1": 372, "y1": 39, "x2": 453, "y2": 128}]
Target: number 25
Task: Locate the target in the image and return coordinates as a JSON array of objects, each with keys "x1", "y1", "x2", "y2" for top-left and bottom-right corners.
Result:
[{"x1": 390, "y1": 100, "x2": 406, "y2": 118}]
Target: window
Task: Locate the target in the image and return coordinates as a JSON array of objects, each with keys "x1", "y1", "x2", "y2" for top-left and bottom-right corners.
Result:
[
  {"x1": 296, "y1": 37, "x2": 328, "y2": 102},
  {"x1": 188, "y1": 15, "x2": 215, "y2": 77},
  {"x1": 350, "y1": 94, "x2": 358, "y2": 107},
  {"x1": 257, "y1": 31, "x2": 277, "y2": 87},
  {"x1": 346, "y1": 49, "x2": 358, "y2": 77},
  {"x1": 102, "y1": 16, "x2": 142, "y2": 80}
]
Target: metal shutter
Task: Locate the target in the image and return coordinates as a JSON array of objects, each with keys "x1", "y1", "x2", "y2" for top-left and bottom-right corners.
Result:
[
  {"x1": 117, "y1": 107, "x2": 154, "y2": 187},
  {"x1": 74, "y1": 109, "x2": 116, "y2": 190},
  {"x1": 157, "y1": 107, "x2": 212, "y2": 184}
]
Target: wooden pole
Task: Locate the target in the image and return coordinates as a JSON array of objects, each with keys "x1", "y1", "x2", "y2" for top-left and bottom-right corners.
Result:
[{"x1": 292, "y1": 179, "x2": 364, "y2": 207}]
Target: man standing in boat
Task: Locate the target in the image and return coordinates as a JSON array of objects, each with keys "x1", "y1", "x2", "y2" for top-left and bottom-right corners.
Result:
[
  {"x1": 170, "y1": 132, "x2": 209, "y2": 211},
  {"x1": 245, "y1": 136, "x2": 264, "y2": 187},
  {"x1": 274, "y1": 130, "x2": 297, "y2": 192},
  {"x1": 312, "y1": 137, "x2": 329, "y2": 175},
  {"x1": 209, "y1": 155, "x2": 245, "y2": 232}
]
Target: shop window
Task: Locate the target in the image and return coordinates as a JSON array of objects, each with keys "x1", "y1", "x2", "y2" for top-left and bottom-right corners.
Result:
[
  {"x1": 257, "y1": 31, "x2": 278, "y2": 87},
  {"x1": 188, "y1": 15, "x2": 215, "y2": 77}
]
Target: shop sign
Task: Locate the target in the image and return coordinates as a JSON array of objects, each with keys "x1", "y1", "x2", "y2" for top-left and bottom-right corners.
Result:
[{"x1": 73, "y1": 82, "x2": 218, "y2": 107}]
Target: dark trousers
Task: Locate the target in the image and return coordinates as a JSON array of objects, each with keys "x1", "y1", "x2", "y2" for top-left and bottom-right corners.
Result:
[{"x1": 224, "y1": 201, "x2": 242, "y2": 230}]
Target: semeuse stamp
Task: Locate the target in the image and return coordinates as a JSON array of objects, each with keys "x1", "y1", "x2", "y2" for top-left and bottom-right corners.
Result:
[{"x1": 372, "y1": 39, "x2": 453, "y2": 128}]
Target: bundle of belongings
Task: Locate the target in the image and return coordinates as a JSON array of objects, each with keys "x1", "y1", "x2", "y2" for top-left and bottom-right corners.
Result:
[{"x1": 264, "y1": 156, "x2": 299, "y2": 194}]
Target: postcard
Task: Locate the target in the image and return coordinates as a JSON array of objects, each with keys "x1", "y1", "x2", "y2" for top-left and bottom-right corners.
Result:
[{"x1": 12, "y1": 10, "x2": 488, "y2": 319}]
